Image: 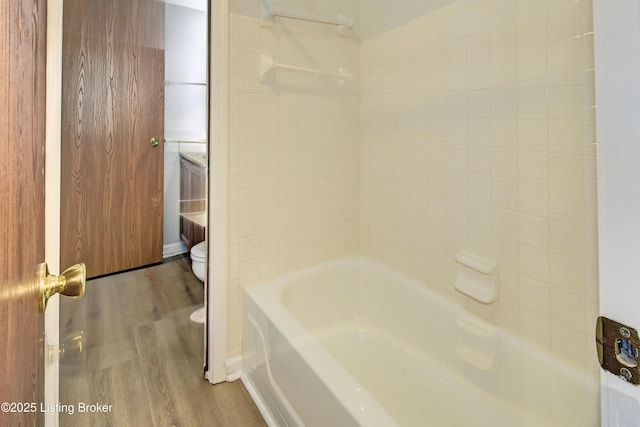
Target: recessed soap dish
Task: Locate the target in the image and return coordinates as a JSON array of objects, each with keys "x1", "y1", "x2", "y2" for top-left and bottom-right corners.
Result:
[{"x1": 454, "y1": 251, "x2": 499, "y2": 304}]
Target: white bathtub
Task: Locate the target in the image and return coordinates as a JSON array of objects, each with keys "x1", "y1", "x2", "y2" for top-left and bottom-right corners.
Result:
[{"x1": 242, "y1": 257, "x2": 599, "y2": 427}]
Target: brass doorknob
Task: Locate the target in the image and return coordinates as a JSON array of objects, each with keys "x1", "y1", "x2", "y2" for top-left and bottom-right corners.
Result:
[
  {"x1": 150, "y1": 136, "x2": 160, "y2": 147},
  {"x1": 38, "y1": 263, "x2": 86, "y2": 312}
]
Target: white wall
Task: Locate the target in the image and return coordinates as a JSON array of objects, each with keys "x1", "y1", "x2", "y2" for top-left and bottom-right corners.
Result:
[
  {"x1": 594, "y1": 0, "x2": 640, "y2": 423},
  {"x1": 163, "y1": 3, "x2": 208, "y2": 255}
]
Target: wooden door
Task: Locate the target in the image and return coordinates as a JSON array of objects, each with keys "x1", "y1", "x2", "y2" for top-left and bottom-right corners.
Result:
[
  {"x1": 61, "y1": 0, "x2": 165, "y2": 278},
  {"x1": 0, "y1": 1, "x2": 47, "y2": 425}
]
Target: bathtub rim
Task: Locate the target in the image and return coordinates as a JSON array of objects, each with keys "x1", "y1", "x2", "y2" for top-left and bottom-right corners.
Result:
[
  {"x1": 244, "y1": 256, "x2": 400, "y2": 427},
  {"x1": 243, "y1": 255, "x2": 600, "y2": 427}
]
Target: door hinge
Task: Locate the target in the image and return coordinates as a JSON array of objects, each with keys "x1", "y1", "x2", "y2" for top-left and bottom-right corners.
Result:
[{"x1": 597, "y1": 316, "x2": 640, "y2": 385}]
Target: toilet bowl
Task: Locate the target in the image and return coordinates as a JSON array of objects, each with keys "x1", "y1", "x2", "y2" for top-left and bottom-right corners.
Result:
[
  {"x1": 190, "y1": 241, "x2": 207, "y2": 323},
  {"x1": 190, "y1": 241, "x2": 206, "y2": 282}
]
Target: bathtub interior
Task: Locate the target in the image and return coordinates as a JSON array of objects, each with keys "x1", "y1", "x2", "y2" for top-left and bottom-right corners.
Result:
[{"x1": 245, "y1": 258, "x2": 599, "y2": 427}]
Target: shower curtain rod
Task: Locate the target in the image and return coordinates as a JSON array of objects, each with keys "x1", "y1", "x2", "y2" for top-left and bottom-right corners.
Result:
[{"x1": 260, "y1": 0, "x2": 353, "y2": 33}]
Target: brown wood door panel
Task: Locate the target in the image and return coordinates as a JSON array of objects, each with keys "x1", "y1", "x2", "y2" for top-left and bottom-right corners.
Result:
[
  {"x1": 0, "y1": 1, "x2": 47, "y2": 425},
  {"x1": 61, "y1": 0, "x2": 164, "y2": 278}
]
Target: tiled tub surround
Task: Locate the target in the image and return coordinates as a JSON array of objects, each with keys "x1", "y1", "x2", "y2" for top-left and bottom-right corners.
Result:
[
  {"x1": 359, "y1": 0, "x2": 598, "y2": 374},
  {"x1": 243, "y1": 257, "x2": 599, "y2": 427},
  {"x1": 229, "y1": 0, "x2": 599, "y2": 425},
  {"x1": 228, "y1": 13, "x2": 360, "y2": 359},
  {"x1": 229, "y1": 0, "x2": 599, "y2": 413}
]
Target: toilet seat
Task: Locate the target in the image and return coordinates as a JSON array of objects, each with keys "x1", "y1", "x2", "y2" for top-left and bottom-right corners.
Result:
[
  {"x1": 190, "y1": 241, "x2": 206, "y2": 261},
  {"x1": 190, "y1": 241, "x2": 207, "y2": 283}
]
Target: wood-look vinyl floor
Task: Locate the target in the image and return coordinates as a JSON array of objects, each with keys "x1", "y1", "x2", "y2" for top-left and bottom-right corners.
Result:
[{"x1": 59, "y1": 256, "x2": 266, "y2": 427}]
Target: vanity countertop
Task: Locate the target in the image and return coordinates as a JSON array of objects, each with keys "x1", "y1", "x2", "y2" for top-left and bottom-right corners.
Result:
[
  {"x1": 180, "y1": 152, "x2": 207, "y2": 168},
  {"x1": 180, "y1": 211, "x2": 206, "y2": 227}
]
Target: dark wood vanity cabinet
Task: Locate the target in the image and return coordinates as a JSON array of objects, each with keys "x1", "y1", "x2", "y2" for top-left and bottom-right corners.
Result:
[{"x1": 180, "y1": 155, "x2": 206, "y2": 250}]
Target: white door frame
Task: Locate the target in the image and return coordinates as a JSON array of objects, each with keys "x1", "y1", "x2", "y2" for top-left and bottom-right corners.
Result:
[
  {"x1": 594, "y1": 0, "x2": 640, "y2": 423},
  {"x1": 207, "y1": 0, "x2": 230, "y2": 384},
  {"x1": 44, "y1": 0, "x2": 64, "y2": 426}
]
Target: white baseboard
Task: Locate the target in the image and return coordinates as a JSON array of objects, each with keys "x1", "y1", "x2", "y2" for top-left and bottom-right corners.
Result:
[
  {"x1": 163, "y1": 242, "x2": 188, "y2": 258},
  {"x1": 226, "y1": 355, "x2": 243, "y2": 381}
]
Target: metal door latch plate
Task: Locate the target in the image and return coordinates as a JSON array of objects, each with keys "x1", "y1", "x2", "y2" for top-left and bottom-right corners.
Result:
[{"x1": 597, "y1": 316, "x2": 640, "y2": 385}]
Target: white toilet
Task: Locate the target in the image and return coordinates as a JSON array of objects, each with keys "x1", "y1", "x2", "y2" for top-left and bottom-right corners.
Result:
[
  {"x1": 190, "y1": 241, "x2": 207, "y2": 282},
  {"x1": 189, "y1": 241, "x2": 207, "y2": 323}
]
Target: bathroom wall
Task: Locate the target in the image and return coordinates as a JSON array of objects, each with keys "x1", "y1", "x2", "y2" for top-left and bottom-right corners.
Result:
[
  {"x1": 227, "y1": 0, "x2": 599, "y2": 377},
  {"x1": 359, "y1": 0, "x2": 598, "y2": 375},
  {"x1": 163, "y1": 3, "x2": 209, "y2": 256},
  {"x1": 227, "y1": 1, "x2": 360, "y2": 358}
]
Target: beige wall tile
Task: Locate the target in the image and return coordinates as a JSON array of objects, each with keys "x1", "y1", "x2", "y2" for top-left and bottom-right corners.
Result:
[
  {"x1": 229, "y1": 0, "x2": 598, "y2": 376},
  {"x1": 357, "y1": 0, "x2": 595, "y2": 373}
]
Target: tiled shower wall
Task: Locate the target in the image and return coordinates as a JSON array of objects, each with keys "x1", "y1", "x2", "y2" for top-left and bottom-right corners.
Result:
[
  {"x1": 228, "y1": 0, "x2": 599, "y2": 375},
  {"x1": 359, "y1": 0, "x2": 598, "y2": 374},
  {"x1": 227, "y1": 10, "x2": 360, "y2": 358}
]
